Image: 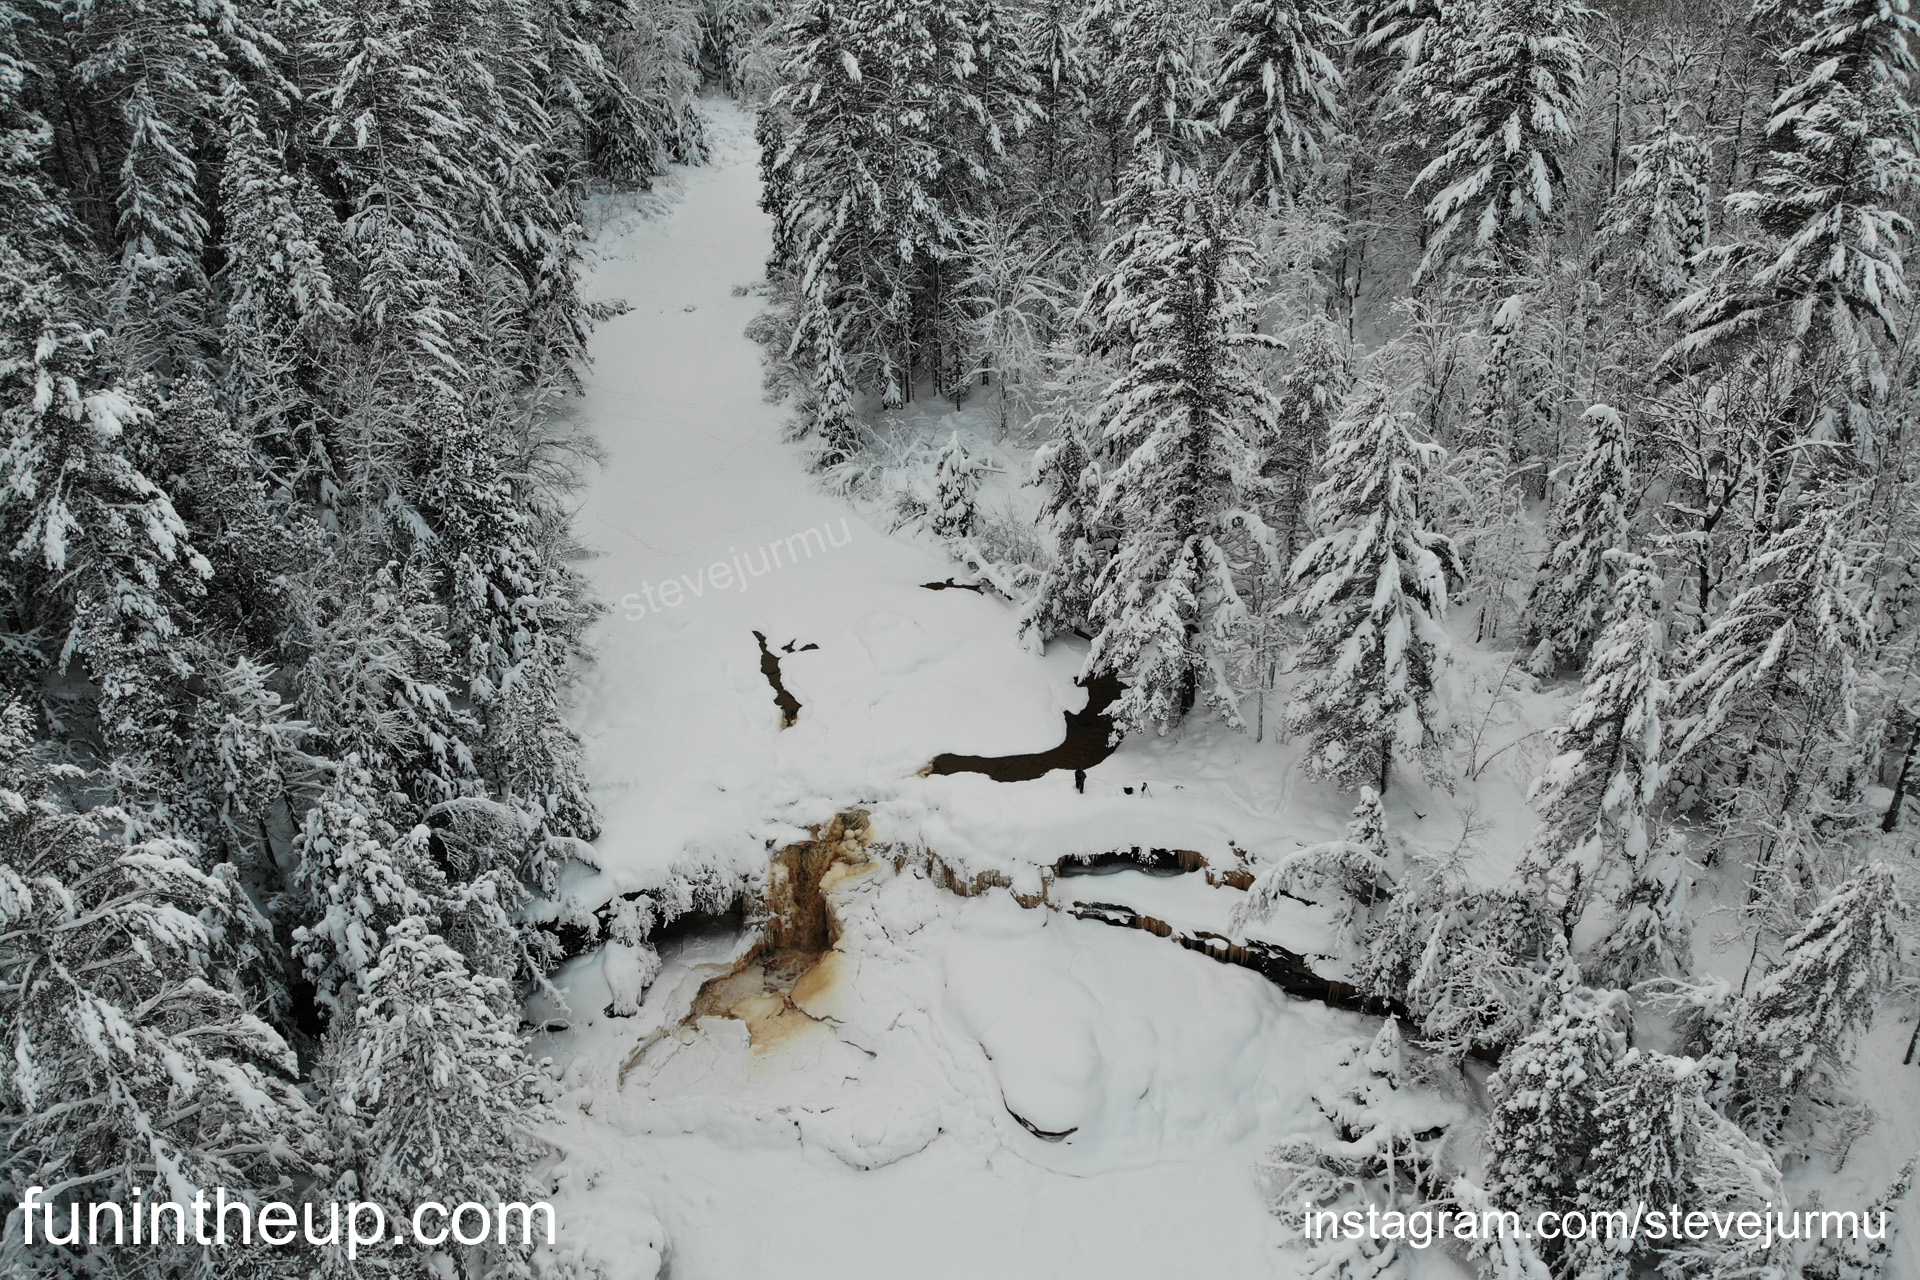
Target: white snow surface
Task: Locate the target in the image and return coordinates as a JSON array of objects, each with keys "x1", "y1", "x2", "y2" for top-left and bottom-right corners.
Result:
[
  {"x1": 537, "y1": 97, "x2": 1920, "y2": 1280},
  {"x1": 536, "y1": 864, "x2": 1446, "y2": 1278},
  {"x1": 543, "y1": 96, "x2": 1460, "y2": 1279},
  {"x1": 559, "y1": 94, "x2": 1545, "y2": 937}
]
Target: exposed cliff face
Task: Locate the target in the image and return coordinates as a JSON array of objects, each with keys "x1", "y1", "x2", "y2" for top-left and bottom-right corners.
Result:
[
  {"x1": 760, "y1": 810, "x2": 872, "y2": 953},
  {"x1": 683, "y1": 811, "x2": 876, "y2": 1052},
  {"x1": 676, "y1": 809, "x2": 1382, "y2": 1059}
]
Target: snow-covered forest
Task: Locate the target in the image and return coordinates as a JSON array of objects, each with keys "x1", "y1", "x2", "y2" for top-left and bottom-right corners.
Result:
[{"x1": 5, "y1": 0, "x2": 1920, "y2": 1277}]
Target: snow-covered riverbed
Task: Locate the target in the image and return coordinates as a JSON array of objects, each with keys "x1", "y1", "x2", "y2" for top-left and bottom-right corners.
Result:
[{"x1": 534, "y1": 97, "x2": 1447, "y2": 1280}]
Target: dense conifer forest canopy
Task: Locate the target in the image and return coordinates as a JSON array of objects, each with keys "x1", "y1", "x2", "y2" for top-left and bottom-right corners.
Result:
[{"x1": 4, "y1": 0, "x2": 1920, "y2": 1275}]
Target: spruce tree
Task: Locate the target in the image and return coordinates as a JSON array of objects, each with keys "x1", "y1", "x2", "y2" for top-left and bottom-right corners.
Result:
[
  {"x1": 1524, "y1": 553, "x2": 1666, "y2": 935},
  {"x1": 1213, "y1": 0, "x2": 1345, "y2": 208},
  {"x1": 1673, "y1": 0, "x2": 1920, "y2": 428},
  {"x1": 322, "y1": 917, "x2": 551, "y2": 1277},
  {"x1": 1285, "y1": 386, "x2": 1459, "y2": 793},
  {"x1": 1590, "y1": 828, "x2": 1693, "y2": 987},
  {"x1": 1525, "y1": 403, "x2": 1635, "y2": 674},
  {"x1": 1805, "y1": 1156, "x2": 1917, "y2": 1280},
  {"x1": 1020, "y1": 405, "x2": 1105, "y2": 644},
  {"x1": 1668, "y1": 497, "x2": 1871, "y2": 821},
  {"x1": 0, "y1": 262, "x2": 210, "y2": 800},
  {"x1": 412, "y1": 404, "x2": 599, "y2": 852},
  {"x1": 0, "y1": 701, "x2": 316, "y2": 1269},
  {"x1": 1719, "y1": 862, "x2": 1904, "y2": 1140},
  {"x1": 1409, "y1": 0, "x2": 1588, "y2": 284},
  {"x1": 765, "y1": 0, "x2": 1035, "y2": 455},
  {"x1": 1263, "y1": 315, "x2": 1349, "y2": 573},
  {"x1": 1081, "y1": 160, "x2": 1281, "y2": 734},
  {"x1": 1483, "y1": 975, "x2": 1629, "y2": 1245},
  {"x1": 931, "y1": 432, "x2": 982, "y2": 540},
  {"x1": 1089, "y1": 0, "x2": 1214, "y2": 164},
  {"x1": 1595, "y1": 106, "x2": 1712, "y2": 305}
]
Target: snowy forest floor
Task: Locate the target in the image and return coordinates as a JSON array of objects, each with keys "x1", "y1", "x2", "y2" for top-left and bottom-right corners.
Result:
[{"x1": 527, "y1": 98, "x2": 1920, "y2": 1279}]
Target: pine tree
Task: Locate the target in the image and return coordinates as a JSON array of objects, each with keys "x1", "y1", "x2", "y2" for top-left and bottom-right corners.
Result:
[
  {"x1": 184, "y1": 653, "x2": 320, "y2": 870},
  {"x1": 306, "y1": 0, "x2": 483, "y2": 403},
  {"x1": 1349, "y1": 0, "x2": 1443, "y2": 76},
  {"x1": 1459, "y1": 290, "x2": 1553, "y2": 471},
  {"x1": 1021, "y1": 0, "x2": 1096, "y2": 228},
  {"x1": 0, "y1": 4, "x2": 66, "y2": 256},
  {"x1": 1213, "y1": 0, "x2": 1345, "y2": 208},
  {"x1": 289, "y1": 552, "x2": 483, "y2": 817},
  {"x1": 1525, "y1": 403, "x2": 1634, "y2": 674},
  {"x1": 1285, "y1": 386, "x2": 1459, "y2": 793},
  {"x1": 1719, "y1": 862, "x2": 1904, "y2": 1139},
  {"x1": 216, "y1": 80, "x2": 347, "y2": 453},
  {"x1": 1081, "y1": 161, "x2": 1282, "y2": 734},
  {"x1": 412, "y1": 404, "x2": 599, "y2": 849},
  {"x1": 1410, "y1": 0, "x2": 1589, "y2": 284}
]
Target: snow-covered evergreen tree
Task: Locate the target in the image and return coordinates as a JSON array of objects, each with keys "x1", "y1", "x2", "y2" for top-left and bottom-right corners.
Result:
[
  {"x1": 1258, "y1": 1020, "x2": 1456, "y2": 1278},
  {"x1": 1523, "y1": 552, "x2": 1665, "y2": 933},
  {"x1": 412, "y1": 404, "x2": 599, "y2": 847},
  {"x1": 1081, "y1": 160, "x2": 1282, "y2": 734},
  {"x1": 1285, "y1": 386, "x2": 1459, "y2": 793},
  {"x1": 0, "y1": 263, "x2": 210, "y2": 807},
  {"x1": 1595, "y1": 105, "x2": 1711, "y2": 305},
  {"x1": 0, "y1": 701, "x2": 315, "y2": 1273},
  {"x1": 1668, "y1": 497, "x2": 1871, "y2": 822},
  {"x1": 1263, "y1": 315, "x2": 1350, "y2": 573},
  {"x1": 932, "y1": 432, "x2": 983, "y2": 541},
  {"x1": 1089, "y1": 0, "x2": 1214, "y2": 165},
  {"x1": 1234, "y1": 786, "x2": 1396, "y2": 953},
  {"x1": 1589, "y1": 827, "x2": 1693, "y2": 987},
  {"x1": 1805, "y1": 1155, "x2": 1917, "y2": 1280},
  {"x1": 1213, "y1": 0, "x2": 1345, "y2": 207},
  {"x1": 1410, "y1": 0, "x2": 1588, "y2": 284},
  {"x1": 217, "y1": 80, "x2": 346, "y2": 452},
  {"x1": 1020, "y1": 394, "x2": 1107, "y2": 644},
  {"x1": 184, "y1": 653, "x2": 319, "y2": 870},
  {"x1": 765, "y1": 0, "x2": 1036, "y2": 454},
  {"x1": 321, "y1": 916, "x2": 550, "y2": 1276},
  {"x1": 1483, "y1": 973, "x2": 1629, "y2": 1242},
  {"x1": 1021, "y1": 0, "x2": 1097, "y2": 229},
  {"x1": 1673, "y1": 0, "x2": 1920, "y2": 438},
  {"x1": 1719, "y1": 862, "x2": 1904, "y2": 1139},
  {"x1": 291, "y1": 758, "x2": 442, "y2": 1013},
  {"x1": 1525, "y1": 403, "x2": 1634, "y2": 674}
]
